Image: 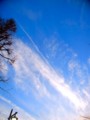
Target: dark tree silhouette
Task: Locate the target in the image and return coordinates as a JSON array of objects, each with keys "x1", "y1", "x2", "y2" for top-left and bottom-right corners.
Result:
[{"x1": 0, "y1": 18, "x2": 16, "y2": 83}]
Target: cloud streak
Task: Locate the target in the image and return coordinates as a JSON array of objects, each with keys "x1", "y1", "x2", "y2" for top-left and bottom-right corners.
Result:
[
  {"x1": 8, "y1": 25, "x2": 90, "y2": 119},
  {"x1": 13, "y1": 39, "x2": 87, "y2": 111}
]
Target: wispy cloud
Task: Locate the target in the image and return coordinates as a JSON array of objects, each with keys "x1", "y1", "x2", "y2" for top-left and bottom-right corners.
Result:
[
  {"x1": 43, "y1": 35, "x2": 59, "y2": 58},
  {"x1": 26, "y1": 10, "x2": 41, "y2": 21},
  {"x1": 1, "y1": 36, "x2": 89, "y2": 119},
  {"x1": 3, "y1": 25, "x2": 89, "y2": 119},
  {"x1": 13, "y1": 39, "x2": 87, "y2": 111},
  {"x1": 88, "y1": 57, "x2": 90, "y2": 65}
]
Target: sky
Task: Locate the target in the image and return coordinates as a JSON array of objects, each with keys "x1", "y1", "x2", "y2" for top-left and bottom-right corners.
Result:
[{"x1": 0, "y1": 0, "x2": 90, "y2": 120}]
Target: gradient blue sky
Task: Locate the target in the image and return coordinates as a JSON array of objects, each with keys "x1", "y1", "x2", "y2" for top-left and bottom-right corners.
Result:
[{"x1": 0, "y1": 0, "x2": 90, "y2": 120}]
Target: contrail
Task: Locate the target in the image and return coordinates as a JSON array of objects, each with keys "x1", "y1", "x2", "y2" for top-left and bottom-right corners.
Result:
[
  {"x1": 18, "y1": 23, "x2": 50, "y2": 65},
  {"x1": 17, "y1": 23, "x2": 86, "y2": 110},
  {"x1": 18, "y1": 23, "x2": 40, "y2": 53}
]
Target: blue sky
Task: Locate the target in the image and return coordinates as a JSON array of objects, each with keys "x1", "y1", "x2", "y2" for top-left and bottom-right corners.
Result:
[{"x1": 0, "y1": 0, "x2": 90, "y2": 120}]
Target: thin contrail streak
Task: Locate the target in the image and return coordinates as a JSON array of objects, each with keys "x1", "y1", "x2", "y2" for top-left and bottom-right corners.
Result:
[
  {"x1": 17, "y1": 23, "x2": 85, "y2": 109},
  {"x1": 18, "y1": 23, "x2": 50, "y2": 64},
  {"x1": 18, "y1": 23, "x2": 40, "y2": 52}
]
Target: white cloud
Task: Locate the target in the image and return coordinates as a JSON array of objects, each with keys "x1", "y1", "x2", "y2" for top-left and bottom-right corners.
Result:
[
  {"x1": 13, "y1": 39, "x2": 50, "y2": 98},
  {"x1": 68, "y1": 58, "x2": 89, "y2": 86},
  {"x1": 13, "y1": 39, "x2": 87, "y2": 110},
  {"x1": 88, "y1": 57, "x2": 90, "y2": 65},
  {"x1": 23, "y1": 9, "x2": 42, "y2": 21},
  {"x1": 1, "y1": 37, "x2": 90, "y2": 120},
  {"x1": 44, "y1": 36, "x2": 59, "y2": 58}
]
